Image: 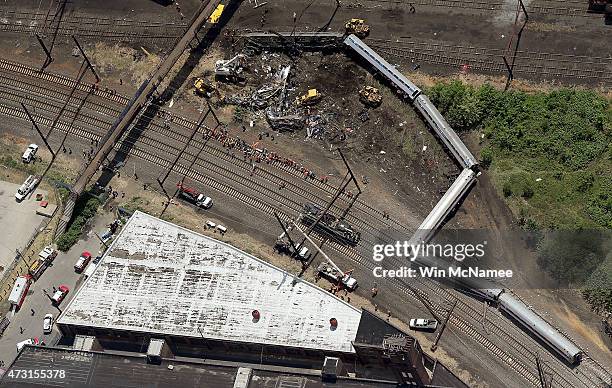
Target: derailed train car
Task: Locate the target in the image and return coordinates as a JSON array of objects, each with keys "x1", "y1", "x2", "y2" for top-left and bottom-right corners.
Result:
[
  {"x1": 342, "y1": 34, "x2": 583, "y2": 366},
  {"x1": 498, "y1": 292, "x2": 583, "y2": 364},
  {"x1": 413, "y1": 94, "x2": 479, "y2": 169},
  {"x1": 300, "y1": 203, "x2": 360, "y2": 246},
  {"x1": 343, "y1": 34, "x2": 479, "y2": 171},
  {"x1": 436, "y1": 276, "x2": 583, "y2": 365},
  {"x1": 410, "y1": 168, "x2": 476, "y2": 245}
]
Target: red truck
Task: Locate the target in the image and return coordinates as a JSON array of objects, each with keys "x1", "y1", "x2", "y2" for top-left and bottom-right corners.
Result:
[{"x1": 177, "y1": 183, "x2": 213, "y2": 209}]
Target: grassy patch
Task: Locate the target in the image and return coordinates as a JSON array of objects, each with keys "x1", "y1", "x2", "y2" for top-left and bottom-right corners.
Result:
[
  {"x1": 121, "y1": 196, "x2": 150, "y2": 214},
  {"x1": 428, "y1": 81, "x2": 612, "y2": 313},
  {"x1": 428, "y1": 81, "x2": 611, "y2": 229}
]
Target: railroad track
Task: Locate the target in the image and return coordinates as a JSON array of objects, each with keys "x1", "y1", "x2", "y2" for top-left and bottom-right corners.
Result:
[
  {"x1": 0, "y1": 97, "x2": 546, "y2": 387},
  {"x1": 366, "y1": 38, "x2": 611, "y2": 83},
  {"x1": 0, "y1": 9, "x2": 186, "y2": 42},
  {"x1": 0, "y1": 58, "x2": 417, "y2": 234},
  {"x1": 0, "y1": 60, "x2": 609, "y2": 388},
  {"x1": 346, "y1": 0, "x2": 601, "y2": 19}
]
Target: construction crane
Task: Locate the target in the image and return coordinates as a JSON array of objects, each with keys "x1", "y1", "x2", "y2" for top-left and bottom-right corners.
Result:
[
  {"x1": 273, "y1": 213, "x2": 311, "y2": 262},
  {"x1": 215, "y1": 54, "x2": 246, "y2": 82},
  {"x1": 291, "y1": 221, "x2": 358, "y2": 291}
]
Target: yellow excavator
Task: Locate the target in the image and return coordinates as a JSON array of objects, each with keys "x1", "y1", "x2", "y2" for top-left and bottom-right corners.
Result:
[
  {"x1": 359, "y1": 86, "x2": 382, "y2": 107},
  {"x1": 208, "y1": 4, "x2": 225, "y2": 24},
  {"x1": 296, "y1": 89, "x2": 322, "y2": 106},
  {"x1": 345, "y1": 19, "x2": 370, "y2": 38},
  {"x1": 194, "y1": 77, "x2": 216, "y2": 98}
]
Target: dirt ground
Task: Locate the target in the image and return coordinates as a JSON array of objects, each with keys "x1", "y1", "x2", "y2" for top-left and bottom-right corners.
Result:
[{"x1": 0, "y1": 0, "x2": 610, "y2": 385}]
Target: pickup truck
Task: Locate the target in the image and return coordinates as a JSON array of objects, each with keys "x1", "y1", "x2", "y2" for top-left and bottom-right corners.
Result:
[
  {"x1": 22, "y1": 144, "x2": 39, "y2": 163},
  {"x1": 409, "y1": 318, "x2": 439, "y2": 331}
]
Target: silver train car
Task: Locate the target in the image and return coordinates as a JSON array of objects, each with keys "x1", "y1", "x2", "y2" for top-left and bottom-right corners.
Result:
[
  {"x1": 343, "y1": 34, "x2": 422, "y2": 101},
  {"x1": 343, "y1": 34, "x2": 582, "y2": 366},
  {"x1": 498, "y1": 292, "x2": 583, "y2": 364},
  {"x1": 455, "y1": 284, "x2": 583, "y2": 364},
  {"x1": 410, "y1": 168, "x2": 476, "y2": 245},
  {"x1": 414, "y1": 94, "x2": 479, "y2": 170},
  {"x1": 343, "y1": 35, "x2": 478, "y2": 170}
]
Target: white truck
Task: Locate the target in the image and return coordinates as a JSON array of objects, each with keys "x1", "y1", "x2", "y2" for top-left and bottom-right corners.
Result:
[
  {"x1": 409, "y1": 318, "x2": 439, "y2": 331},
  {"x1": 21, "y1": 144, "x2": 39, "y2": 163},
  {"x1": 15, "y1": 175, "x2": 40, "y2": 201}
]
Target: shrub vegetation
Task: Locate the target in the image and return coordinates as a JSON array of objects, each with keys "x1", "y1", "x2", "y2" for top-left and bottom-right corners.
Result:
[
  {"x1": 56, "y1": 193, "x2": 103, "y2": 252},
  {"x1": 428, "y1": 81, "x2": 612, "y2": 313}
]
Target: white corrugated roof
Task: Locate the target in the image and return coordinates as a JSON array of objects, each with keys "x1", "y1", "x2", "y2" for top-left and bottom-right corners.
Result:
[{"x1": 58, "y1": 211, "x2": 361, "y2": 353}]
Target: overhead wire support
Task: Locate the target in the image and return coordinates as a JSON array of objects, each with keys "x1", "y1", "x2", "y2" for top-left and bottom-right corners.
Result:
[
  {"x1": 502, "y1": 0, "x2": 529, "y2": 91},
  {"x1": 158, "y1": 105, "x2": 219, "y2": 216},
  {"x1": 35, "y1": 34, "x2": 54, "y2": 70},
  {"x1": 430, "y1": 299, "x2": 457, "y2": 352},
  {"x1": 72, "y1": 35, "x2": 100, "y2": 84}
]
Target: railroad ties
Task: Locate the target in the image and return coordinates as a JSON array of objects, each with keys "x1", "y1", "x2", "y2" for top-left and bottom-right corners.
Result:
[{"x1": 56, "y1": 0, "x2": 226, "y2": 236}]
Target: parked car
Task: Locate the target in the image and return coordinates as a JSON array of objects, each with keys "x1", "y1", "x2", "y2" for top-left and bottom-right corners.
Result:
[
  {"x1": 15, "y1": 175, "x2": 40, "y2": 201},
  {"x1": 43, "y1": 314, "x2": 54, "y2": 334},
  {"x1": 93, "y1": 254, "x2": 103, "y2": 265},
  {"x1": 51, "y1": 285, "x2": 69, "y2": 306},
  {"x1": 409, "y1": 318, "x2": 439, "y2": 331},
  {"x1": 16, "y1": 337, "x2": 40, "y2": 352},
  {"x1": 22, "y1": 144, "x2": 39, "y2": 163},
  {"x1": 74, "y1": 251, "x2": 92, "y2": 273}
]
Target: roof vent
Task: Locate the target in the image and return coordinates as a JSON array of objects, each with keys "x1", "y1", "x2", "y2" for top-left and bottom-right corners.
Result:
[
  {"x1": 330, "y1": 318, "x2": 338, "y2": 330},
  {"x1": 252, "y1": 309, "x2": 260, "y2": 322}
]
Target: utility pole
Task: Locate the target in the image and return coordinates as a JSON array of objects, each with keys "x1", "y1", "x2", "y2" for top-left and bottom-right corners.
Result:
[
  {"x1": 72, "y1": 35, "x2": 100, "y2": 84},
  {"x1": 536, "y1": 355, "x2": 552, "y2": 388},
  {"x1": 430, "y1": 299, "x2": 457, "y2": 352},
  {"x1": 482, "y1": 300, "x2": 491, "y2": 335},
  {"x1": 35, "y1": 34, "x2": 54, "y2": 70},
  {"x1": 157, "y1": 105, "x2": 218, "y2": 217},
  {"x1": 502, "y1": 0, "x2": 528, "y2": 91},
  {"x1": 91, "y1": 230, "x2": 110, "y2": 250},
  {"x1": 337, "y1": 149, "x2": 362, "y2": 220}
]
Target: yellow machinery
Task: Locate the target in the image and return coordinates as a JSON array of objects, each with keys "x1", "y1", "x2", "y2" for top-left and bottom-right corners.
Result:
[
  {"x1": 194, "y1": 77, "x2": 216, "y2": 97},
  {"x1": 208, "y1": 4, "x2": 225, "y2": 24},
  {"x1": 359, "y1": 86, "x2": 382, "y2": 107},
  {"x1": 296, "y1": 89, "x2": 322, "y2": 106},
  {"x1": 345, "y1": 19, "x2": 370, "y2": 38}
]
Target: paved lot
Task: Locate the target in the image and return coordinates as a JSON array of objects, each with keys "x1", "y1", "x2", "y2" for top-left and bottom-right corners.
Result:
[
  {"x1": 0, "y1": 211, "x2": 114, "y2": 370},
  {"x1": 0, "y1": 180, "x2": 48, "y2": 278}
]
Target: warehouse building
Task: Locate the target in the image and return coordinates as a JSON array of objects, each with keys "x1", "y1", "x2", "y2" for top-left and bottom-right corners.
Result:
[{"x1": 46, "y1": 212, "x2": 466, "y2": 386}]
